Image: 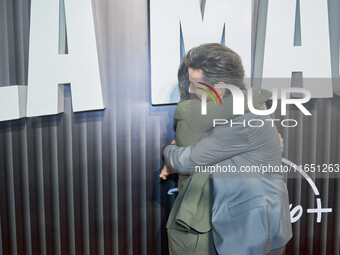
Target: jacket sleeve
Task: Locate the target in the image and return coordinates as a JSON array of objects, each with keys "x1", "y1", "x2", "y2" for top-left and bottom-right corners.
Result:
[
  {"x1": 190, "y1": 123, "x2": 250, "y2": 166},
  {"x1": 163, "y1": 145, "x2": 192, "y2": 174},
  {"x1": 163, "y1": 121, "x2": 251, "y2": 174}
]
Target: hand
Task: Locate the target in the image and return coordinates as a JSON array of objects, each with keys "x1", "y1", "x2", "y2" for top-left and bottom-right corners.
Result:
[
  {"x1": 171, "y1": 140, "x2": 176, "y2": 145},
  {"x1": 159, "y1": 165, "x2": 172, "y2": 180},
  {"x1": 278, "y1": 133, "x2": 284, "y2": 152}
]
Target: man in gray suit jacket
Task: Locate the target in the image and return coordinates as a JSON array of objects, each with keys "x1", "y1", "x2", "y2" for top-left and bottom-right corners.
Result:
[{"x1": 162, "y1": 43, "x2": 292, "y2": 255}]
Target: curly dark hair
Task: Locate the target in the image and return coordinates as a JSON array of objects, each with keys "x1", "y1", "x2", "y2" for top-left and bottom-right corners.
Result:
[{"x1": 177, "y1": 43, "x2": 246, "y2": 101}]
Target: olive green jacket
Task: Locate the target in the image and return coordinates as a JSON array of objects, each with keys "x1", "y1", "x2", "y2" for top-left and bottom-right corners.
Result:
[{"x1": 166, "y1": 88, "x2": 272, "y2": 233}]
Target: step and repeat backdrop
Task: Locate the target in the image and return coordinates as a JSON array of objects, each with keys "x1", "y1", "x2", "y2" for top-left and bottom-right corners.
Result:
[{"x1": 0, "y1": 0, "x2": 339, "y2": 254}]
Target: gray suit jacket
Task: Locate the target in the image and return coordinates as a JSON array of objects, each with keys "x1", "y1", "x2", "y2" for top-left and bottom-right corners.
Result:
[{"x1": 164, "y1": 113, "x2": 292, "y2": 255}]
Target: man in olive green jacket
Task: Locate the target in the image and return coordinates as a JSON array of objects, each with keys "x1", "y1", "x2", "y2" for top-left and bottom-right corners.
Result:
[{"x1": 164, "y1": 89, "x2": 271, "y2": 255}]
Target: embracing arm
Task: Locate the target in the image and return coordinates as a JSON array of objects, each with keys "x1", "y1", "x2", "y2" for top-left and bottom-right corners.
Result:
[
  {"x1": 163, "y1": 122, "x2": 251, "y2": 174},
  {"x1": 163, "y1": 145, "x2": 192, "y2": 175}
]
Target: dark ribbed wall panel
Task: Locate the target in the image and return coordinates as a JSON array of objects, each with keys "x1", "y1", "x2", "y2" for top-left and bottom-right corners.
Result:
[{"x1": 0, "y1": 0, "x2": 340, "y2": 255}]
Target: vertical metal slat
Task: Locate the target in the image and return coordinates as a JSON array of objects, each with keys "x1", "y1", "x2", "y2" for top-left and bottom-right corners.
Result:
[
  {"x1": 320, "y1": 99, "x2": 332, "y2": 255},
  {"x1": 306, "y1": 101, "x2": 318, "y2": 255},
  {"x1": 33, "y1": 118, "x2": 46, "y2": 255},
  {"x1": 4, "y1": 123, "x2": 18, "y2": 255},
  {"x1": 18, "y1": 119, "x2": 32, "y2": 255},
  {"x1": 94, "y1": 117, "x2": 104, "y2": 255},
  {"x1": 334, "y1": 96, "x2": 340, "y2": 255},
  {"x1": 49, "y1": 117, "x2": 61, "y2": 255},
  {"x1": 63, "y1": 88, "x2": 76, "y2": 255},
  {"x1": 79, "y1": 115, "x2": 90, "y2": 255},
  {"x1": 334, "y1": 176, "x2": 340, "y2": 255},
  {"x1": 293, "y1": 111, "x2": 303, "y2": 254}
]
